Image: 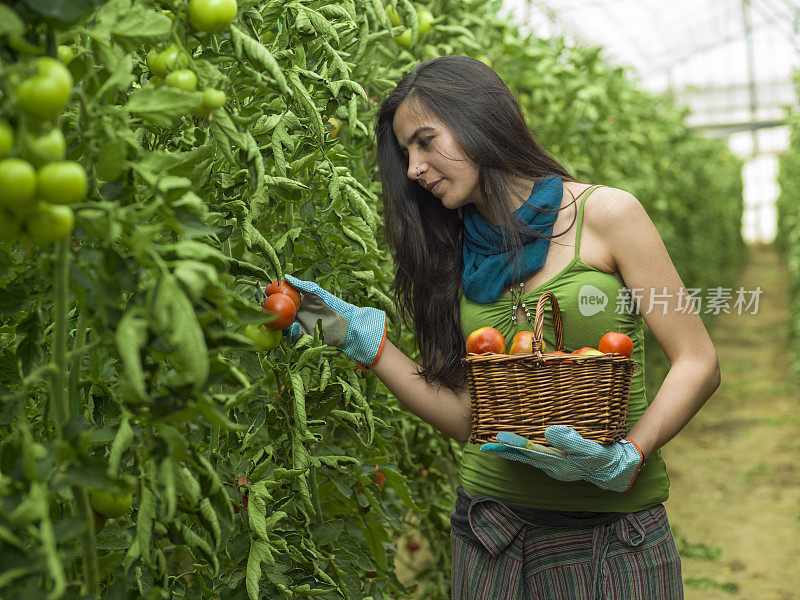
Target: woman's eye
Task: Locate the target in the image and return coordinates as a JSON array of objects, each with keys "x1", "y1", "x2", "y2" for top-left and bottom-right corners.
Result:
[{"x1": 419, "y1": 137, "x2": 432, "y2": 148}]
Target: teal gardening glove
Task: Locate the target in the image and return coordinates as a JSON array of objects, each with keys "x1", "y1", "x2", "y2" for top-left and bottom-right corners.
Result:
[
  {"x1": 257, "y1": 274, "x2": 387, "y2": 370},
  {"x1": 480, "y1": 425, "x2": 644, "y2": 493}
]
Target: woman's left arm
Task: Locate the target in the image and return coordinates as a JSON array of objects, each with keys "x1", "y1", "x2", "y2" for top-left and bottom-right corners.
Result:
[{"x1": 593, "y1": 189, "x2": 722, "y2": 459}]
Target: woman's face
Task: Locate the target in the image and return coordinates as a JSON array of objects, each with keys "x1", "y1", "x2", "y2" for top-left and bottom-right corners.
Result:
[{"x1": 392, "y1": 99, "x2": 483, "y2": 211}]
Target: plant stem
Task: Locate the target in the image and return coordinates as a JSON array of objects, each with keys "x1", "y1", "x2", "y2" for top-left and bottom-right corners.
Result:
[
  {"x1": 73, "y1": 486, "x2": 99, "y2": 599},
  {"x1": 51, "y1": 239, "x2": 70, "y2": 432},
  {"x1": 69, "y1": 308, "x2": 87, "y2": 419}
]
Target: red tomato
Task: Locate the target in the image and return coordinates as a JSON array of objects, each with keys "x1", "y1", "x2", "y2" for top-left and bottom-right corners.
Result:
[
  {"x1": 598, "y1": 332, "x2": 634, "y2": 358},
  {"x1": 371, "y1": 466, "x2": 386, "y2": 487},
  {"x1": 264, "y1": 279, "x2": 301, "y2": 308},
  {"x1": 509, "y1": 330, "x2": 547, "y2": 354},
  {"x1": 407, "y1": 540, "x2": 421, "y2": 552},
  {"x1": 262, "y1": 293, "x2": 297, "y2": 330},
  {"x1": 465, "y1": 327, "x2": 505, "y2": 354}
]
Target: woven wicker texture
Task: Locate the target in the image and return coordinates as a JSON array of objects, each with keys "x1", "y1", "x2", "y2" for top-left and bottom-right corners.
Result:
[{"x1": 462, "y1": 291, "x2": 636, "y2": 446}]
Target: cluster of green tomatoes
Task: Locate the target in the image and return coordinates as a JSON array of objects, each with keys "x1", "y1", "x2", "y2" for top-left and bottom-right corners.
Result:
[
  {"x1": 145, "y1": 0, "x2": 237, "y2": 114},
  {"x1": 0, "y1": 54, "x2": 86, "y2": 244}
]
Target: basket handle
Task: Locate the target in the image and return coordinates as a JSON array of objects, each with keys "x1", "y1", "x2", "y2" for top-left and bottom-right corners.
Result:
[{"x1": 532, "y1": 290, "x2": 564, "y2": 355}]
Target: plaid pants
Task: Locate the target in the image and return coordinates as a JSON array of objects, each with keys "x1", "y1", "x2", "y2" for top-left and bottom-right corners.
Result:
[{"x1": 450, "y1": 493, "x2": 683, "y2": 599}]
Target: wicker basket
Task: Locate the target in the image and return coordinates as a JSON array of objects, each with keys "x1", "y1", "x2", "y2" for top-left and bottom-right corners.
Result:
[{"x1": 461, "y1": 291, "x2": 637, "y2": 446}]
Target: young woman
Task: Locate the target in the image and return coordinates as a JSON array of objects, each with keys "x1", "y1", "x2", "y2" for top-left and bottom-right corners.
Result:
[{"x1": 283, "y1": 55, "x2": 720, "y2": 599}]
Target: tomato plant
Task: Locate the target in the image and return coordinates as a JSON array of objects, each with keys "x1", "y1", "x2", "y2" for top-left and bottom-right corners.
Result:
[
  {"x1": 0, "y1": 0, "x2": 744, "y2": 598},
  {"x1": 15, "y1": 57, "x2": 73, "y2": 120},
  {"x1": 36, "y1": 161, "x2": 88, "y2": 205}
]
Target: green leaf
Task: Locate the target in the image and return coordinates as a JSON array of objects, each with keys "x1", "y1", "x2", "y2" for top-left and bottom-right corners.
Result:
[
  {"x1": 114, "y1": 310, "x2": 149, "y2": 403},
  {"x1": 107, "y1": 414, "x2": 134, "y2": 477},
  {"x1": 298, "y1": 5, "x2": 339, "y2": 45},
  {"x1": 209, "y1": 109, "x2": 245, "y2": 165},
  {"x1": 136, "y1": 481, "x2": 155, "y2": 566},
  {"x1": 287, "y1": 71, "x2": 325, "y2": 142},
  {"x1": 0, "y1": 6, "x2": 24, "y2": 36},
  {"x1": 93, "y1": 0, "x2": 172, "y2": 39},
  {"x1": 360, "y1": 517, "x2": 389, "y2": 571},
  {"x1": 126, "y1": 87, "x2": 203, "y2": 127},
  {"x1": 230, "y1": 25, "x2": 290, "y2": 96},
  {"x1": 152, "y1": 275, "x2": 209, "y2": 389}
]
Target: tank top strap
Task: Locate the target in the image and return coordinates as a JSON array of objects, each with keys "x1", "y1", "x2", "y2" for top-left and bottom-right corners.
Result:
[{"x1": 573, "y1": 184, "x2": 604, "y2": 257}]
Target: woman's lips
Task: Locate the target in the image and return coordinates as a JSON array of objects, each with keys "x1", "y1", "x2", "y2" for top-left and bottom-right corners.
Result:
[{"x1": 431, "y1": 179, "x2": 443, "y2": 194}]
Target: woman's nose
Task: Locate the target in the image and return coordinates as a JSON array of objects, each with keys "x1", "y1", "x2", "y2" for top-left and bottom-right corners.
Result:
[{"x1": 407, "y1": 159, "x2": 425, "y2": 180}]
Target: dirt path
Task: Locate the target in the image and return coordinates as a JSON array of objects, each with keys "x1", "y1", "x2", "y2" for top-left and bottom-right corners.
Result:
[{"x1": 661, "y1": 243, "x2": 800, "y2": 599}]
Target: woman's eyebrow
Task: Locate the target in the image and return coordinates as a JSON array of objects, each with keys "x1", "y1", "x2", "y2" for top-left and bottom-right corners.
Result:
[{"x1": 402, "y1": 126, "x2": 435, "y2": 148}]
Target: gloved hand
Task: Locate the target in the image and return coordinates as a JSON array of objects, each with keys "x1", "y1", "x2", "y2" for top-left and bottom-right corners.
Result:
[
  {"x1": 256, "y1": 275, "x2": 387, "y2": 370},
  {"x1": 479, "y1": 425, "x2": 644, "y2": 493}
]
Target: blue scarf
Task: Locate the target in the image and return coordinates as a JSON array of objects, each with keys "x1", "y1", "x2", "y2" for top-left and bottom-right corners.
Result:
[{"x1": 462, "y1": 175, "x2": 562, "y2": 304}]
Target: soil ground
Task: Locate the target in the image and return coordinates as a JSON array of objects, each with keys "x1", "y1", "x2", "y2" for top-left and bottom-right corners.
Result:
[
  {"x1": 394, "y1": 243, "x2": 800, "y2": 599},
  {"x1": 661, "y1": 243, "x2": 800, "y2": 599}
]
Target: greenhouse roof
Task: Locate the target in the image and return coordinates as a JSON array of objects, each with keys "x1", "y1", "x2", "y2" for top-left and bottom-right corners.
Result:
[{"x1": 501, "y1": 0, "x2": 800, "y2": 136}]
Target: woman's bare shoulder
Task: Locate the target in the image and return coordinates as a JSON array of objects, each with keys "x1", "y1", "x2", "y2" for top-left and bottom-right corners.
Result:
[{"x1": 581, "y1": 184, "x2": 647, "y2": 232}]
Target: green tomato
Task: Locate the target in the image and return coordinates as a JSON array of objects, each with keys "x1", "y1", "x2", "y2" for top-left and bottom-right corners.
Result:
[
  {"x1": 0, "y1": 158, "x2": 37, "y2": 216},
  {"x1": 26, "y1": 128, "x2": 66, "y2": 164},
  {"x1": 89, "y1": 489, "x2": 133, "y2": 519},
  {"x1": 188, "y1": 0, "x2": 238, "y2": 32},
  {"x1": 57, "y1": 45, "x2": 75, "y2": 65},
  {"x1": 418, "y1": 10, "x2": 434, "y2": 35},
  {"x1": 394, "y1": 28, "x2": 412, "y2": 49},
  {"x1": 160, "y1": 45, "x2": 189, "y2": 73},
  {"x1": 245, "y1": 324, "x2": 282, "y2": 351},
  {"x1": 37, "y1": 161, "x2": 88, "y2": 205},
  {"x1": 16, "y1": 57, "x2": 73, "y2": 120},
  {"x1": 202, "y1": 88, "x2": 226, "y2": 110},
  {"x1": 0, "y1": 210, "x2": 22, "y2": 241},
  {"x1": 165, "y1": 69, "x2": 198, "y2": 91},
  {"x1": 147, "y1": 48, "x2": 168, "y2": 77},
  {"x1": 0, "y1": 121, "x2": 13, "y2": 158},
  {"x1": 148, "y1": 45, "x2": 188, "y2": 76},
  {"x1": 25, "y1": 202, "x2": 74, "y2": 243},
  {"x1": 385, "y1": 4, "x2": 402, "y2": 27}
]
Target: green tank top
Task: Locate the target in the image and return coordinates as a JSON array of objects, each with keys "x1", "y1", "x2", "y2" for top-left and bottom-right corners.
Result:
[{"x1": 458, "y1": 185, "x2": 670, "y2": 512}]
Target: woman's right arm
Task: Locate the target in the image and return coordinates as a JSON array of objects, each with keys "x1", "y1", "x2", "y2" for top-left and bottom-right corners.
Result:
[{"x1": 370, "y1": 339, "x2": 472, "y2": 443}]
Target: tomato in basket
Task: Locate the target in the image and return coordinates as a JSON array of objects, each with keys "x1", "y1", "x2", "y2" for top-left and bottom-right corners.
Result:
[
  {"x1": 598, "y1": 331, "x2": 634, "y2": 358},
  {"x1": 509, "y1": 330, "x2": 546, "y2": 354},
  {"x1": 465, "y1": 327, "x2": 505, "y2": 354}
]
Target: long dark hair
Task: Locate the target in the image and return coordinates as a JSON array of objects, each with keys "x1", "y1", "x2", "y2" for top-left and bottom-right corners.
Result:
[{"x1": 375, "y1": 55, "x2": 578, "y2": 392}]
